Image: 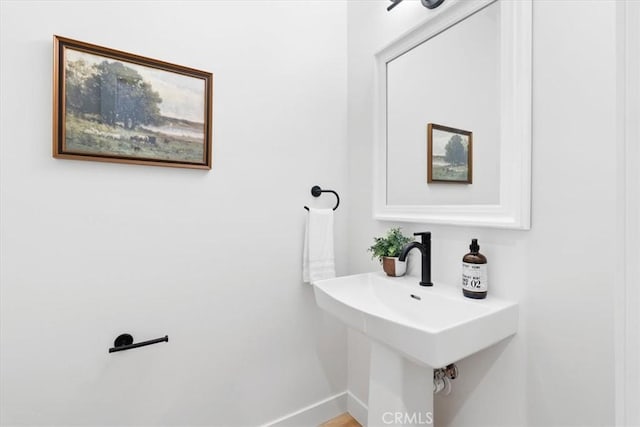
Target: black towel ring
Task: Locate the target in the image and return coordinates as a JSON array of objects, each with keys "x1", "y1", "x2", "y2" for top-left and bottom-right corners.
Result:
[{"x1": 304, "y1": 185, "x2": 340, "y2": 211}]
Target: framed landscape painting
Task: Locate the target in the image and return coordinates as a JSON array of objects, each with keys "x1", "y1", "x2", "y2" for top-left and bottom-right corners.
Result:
[
  {"x1": 53, "y1": 36, "x2": 213, "y2": 169},
  {"x1": 427, "y1": 123, "x2": 472, "y2": 184}
]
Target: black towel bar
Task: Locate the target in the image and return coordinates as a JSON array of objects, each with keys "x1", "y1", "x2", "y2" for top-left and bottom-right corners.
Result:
[
  {"x1": 108, "y1": 333, "x2": 168, "y2": 353},
  {"x1": 304, "y1": 185, "x2": 340, "y2": 211}
]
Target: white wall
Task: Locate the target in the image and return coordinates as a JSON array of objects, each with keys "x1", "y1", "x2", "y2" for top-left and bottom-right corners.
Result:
[
  {"x1": 347, "y1": 1, "x2": 617, "y2": 426},
  {"x1": 0, "y1": 1, "x2": 348, "y2": 425}
]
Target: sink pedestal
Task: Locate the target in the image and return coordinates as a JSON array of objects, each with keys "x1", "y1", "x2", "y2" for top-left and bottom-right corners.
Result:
[{"x1": 368, "y1": 341, "x2": 434, "y2": 427}]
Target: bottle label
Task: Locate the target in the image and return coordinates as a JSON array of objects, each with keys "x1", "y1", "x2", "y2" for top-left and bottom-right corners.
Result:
[{"x1": 462, "y1": 262, "x2": 487, "y2": 293}]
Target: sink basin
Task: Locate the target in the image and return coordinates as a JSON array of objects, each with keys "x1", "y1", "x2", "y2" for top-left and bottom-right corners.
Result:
[{"x1": 313, "y1": 272, "x2": 518, "y2": 368}]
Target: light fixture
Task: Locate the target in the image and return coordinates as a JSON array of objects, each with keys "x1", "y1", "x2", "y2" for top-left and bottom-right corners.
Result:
[
  {"x1": 387, "y1": 0, "x2": 445, "y2": 12},
  {"x1": 421, "y1": 0, "x2": 445, "y2": 9}
]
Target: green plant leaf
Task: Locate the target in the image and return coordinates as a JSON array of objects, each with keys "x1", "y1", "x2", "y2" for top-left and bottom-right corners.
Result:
[{"x1": 367, "y1": 227, "x2": 412, "y2": 260}]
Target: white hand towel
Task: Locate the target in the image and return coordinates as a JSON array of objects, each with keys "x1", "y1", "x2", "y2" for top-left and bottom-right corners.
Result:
[{"x1": 303, "y1": 208, "x2": 336, "y2": 284}]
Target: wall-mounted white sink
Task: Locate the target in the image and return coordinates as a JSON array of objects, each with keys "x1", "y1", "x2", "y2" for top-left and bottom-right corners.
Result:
[
  {"x1": 313, "y1": 272, "x2": 518, "y2": 426},
  {"x1": 313, "y1": 272, "x2": 518, "y2": 368}
]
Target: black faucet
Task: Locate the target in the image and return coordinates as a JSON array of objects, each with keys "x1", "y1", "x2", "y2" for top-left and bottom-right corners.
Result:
[{"x1": 399, "y1": 232, "x2": 433, "y2": 286}]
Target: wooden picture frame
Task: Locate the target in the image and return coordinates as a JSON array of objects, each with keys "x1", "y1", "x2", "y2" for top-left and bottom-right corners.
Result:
[
  {"x1": 427, "y1": 123, "x2": 472, "y2": 184},
  {"x1": 53, "y1": 35, "x2": 213, "y2": 169}
]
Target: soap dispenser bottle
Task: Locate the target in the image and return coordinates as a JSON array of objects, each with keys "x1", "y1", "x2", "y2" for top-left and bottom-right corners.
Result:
[{"x1": 462, "y1": 239, "x2": 488, "y2": 299}]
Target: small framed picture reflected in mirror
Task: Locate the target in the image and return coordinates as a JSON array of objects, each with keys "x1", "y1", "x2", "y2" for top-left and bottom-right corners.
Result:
[{"x1": 427, "y1": 123, "x2": 472, "y2": 184}]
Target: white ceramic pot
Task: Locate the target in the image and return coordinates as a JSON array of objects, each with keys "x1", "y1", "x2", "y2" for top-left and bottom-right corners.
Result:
[{"x1": 382, "y1": 256, "x2": 407, "y2": 277}]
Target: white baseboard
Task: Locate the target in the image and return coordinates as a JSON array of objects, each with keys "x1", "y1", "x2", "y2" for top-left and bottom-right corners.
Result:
[
  {"x1": 262, "y1": 391, "x2": 348, "y2": 427},
  {"x1": 347, "y1": 391, "x2": 368, "y2": 426}
]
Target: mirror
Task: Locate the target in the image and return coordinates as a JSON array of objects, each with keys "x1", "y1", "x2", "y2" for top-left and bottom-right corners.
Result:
[{"x1": 374, "y1": 0, "x2": 532, "y2": 229}]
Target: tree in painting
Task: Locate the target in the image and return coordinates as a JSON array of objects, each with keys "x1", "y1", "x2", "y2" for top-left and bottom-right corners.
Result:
[
  {"x1": 68, "y1": 60, "x2": 162, "y2": 129},
  {"x1": 444, "y1": 134, "x2": 468, "y2": 166}
]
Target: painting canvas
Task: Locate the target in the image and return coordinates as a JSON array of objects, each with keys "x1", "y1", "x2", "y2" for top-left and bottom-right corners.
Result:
[
  {"x1": 427, "y1": 123, "x2": 472, "y2": 183},
  {"x1": 53, "y1": 36, "x2": 213, "y2": 169}
]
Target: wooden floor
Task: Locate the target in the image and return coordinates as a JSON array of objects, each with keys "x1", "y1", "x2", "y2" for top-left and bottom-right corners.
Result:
[{"x1": 320, "y1": 412, "x2": 361, "y2": 427}]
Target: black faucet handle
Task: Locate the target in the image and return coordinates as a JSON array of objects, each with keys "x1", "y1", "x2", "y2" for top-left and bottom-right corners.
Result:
[{"x1": 413, "y1": 231, "x2": 431, "y2": 244}]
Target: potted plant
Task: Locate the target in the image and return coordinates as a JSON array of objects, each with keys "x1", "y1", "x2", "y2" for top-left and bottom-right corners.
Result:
[{"x1": 368, "y1": 227, "x2": 413, "y2": 277}]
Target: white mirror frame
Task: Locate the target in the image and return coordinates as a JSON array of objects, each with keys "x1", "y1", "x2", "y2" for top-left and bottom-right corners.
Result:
[{"x1": 374, "y1": 0, "x2": 532, "y2": 229}]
